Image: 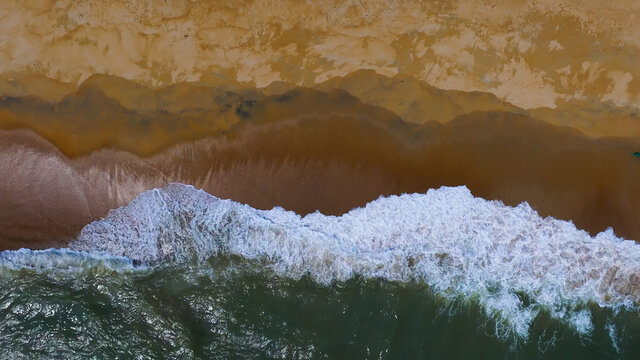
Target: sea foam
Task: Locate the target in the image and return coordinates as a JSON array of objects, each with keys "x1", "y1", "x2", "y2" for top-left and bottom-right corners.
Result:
[
  {"x1": 0, "y1": 248, "x2": 136, "y2": 273},
  {"x1": 2, "y1": 183, "x2": 639, "y2": 339},
  {"x1": 64, "y1": 183, "x2": 640, "y2": 338}
]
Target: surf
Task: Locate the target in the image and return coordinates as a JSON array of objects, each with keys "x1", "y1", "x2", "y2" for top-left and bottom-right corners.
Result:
[{"x1": 3, "y1": 183, "x2": 640, "y2": 342}]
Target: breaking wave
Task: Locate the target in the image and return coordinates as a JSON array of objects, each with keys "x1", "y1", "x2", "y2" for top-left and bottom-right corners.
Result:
[
  {"x1": 2, "y1": 183, "x2": 640, "y2": 341},
  {"x1": 0, "y1": 248, "x2": 137, "y2": 273}
]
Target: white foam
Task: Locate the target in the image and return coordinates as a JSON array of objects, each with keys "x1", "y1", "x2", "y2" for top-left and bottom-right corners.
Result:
[
  {"x1": 60, "y1": 183, "x2": 640, "y2": 338},
  {"x1": 0, "y1": 248, "x2": 137, "y2": 274}
]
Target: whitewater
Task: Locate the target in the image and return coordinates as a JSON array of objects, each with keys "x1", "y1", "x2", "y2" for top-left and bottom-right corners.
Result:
[{"x1": 2, "y1": 183, "x2": 640, "y2": 342}]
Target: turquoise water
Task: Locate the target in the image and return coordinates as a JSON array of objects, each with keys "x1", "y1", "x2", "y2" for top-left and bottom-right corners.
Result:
[{"x1": 1, "y1": 255, "x2": 639, "y2": 359}]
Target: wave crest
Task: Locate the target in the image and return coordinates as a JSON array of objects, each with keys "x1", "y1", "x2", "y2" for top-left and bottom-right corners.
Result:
[{"x1": 64, "y1": 183, "x2": 640, "y2": 338}]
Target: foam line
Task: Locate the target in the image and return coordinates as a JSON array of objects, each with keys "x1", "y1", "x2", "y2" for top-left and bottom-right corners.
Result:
[{"x1": 0, "y1": 248, "x2": 137, "y2": 273}]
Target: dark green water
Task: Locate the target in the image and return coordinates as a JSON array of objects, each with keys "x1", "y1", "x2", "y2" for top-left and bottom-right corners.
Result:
[{"x1": 1, "y1": 255, "x2": 639, "y2": 359}]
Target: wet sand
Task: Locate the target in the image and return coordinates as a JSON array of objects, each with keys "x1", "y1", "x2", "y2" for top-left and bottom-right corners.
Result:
[{"x1": 1, "y1": 86, "x2": 639, "y2": 249}]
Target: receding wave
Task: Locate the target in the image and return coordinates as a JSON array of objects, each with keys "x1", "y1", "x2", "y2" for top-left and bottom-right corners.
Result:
[{"x1": 2, "y1": 183, "x2": 639, "y2": 341}]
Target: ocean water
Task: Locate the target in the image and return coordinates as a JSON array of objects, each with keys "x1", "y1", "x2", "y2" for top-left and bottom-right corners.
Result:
[{"x1": 1, "y1": 184, "x2": 640, "y2": 358}]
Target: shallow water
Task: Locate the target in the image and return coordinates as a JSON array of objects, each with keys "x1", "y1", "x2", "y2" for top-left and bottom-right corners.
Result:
[{"x1": 3, "y1": 105, "x2": 640, "y2": 248}]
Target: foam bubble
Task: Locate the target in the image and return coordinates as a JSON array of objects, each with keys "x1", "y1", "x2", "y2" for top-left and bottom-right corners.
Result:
[{"x1": 45, "y1": 183, "x2": 640, "y2": 337}]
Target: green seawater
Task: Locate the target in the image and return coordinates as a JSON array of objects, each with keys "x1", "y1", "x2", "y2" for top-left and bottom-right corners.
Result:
[{"x1": 1, "y1": 255, "x2": 640, "y2": 359}]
